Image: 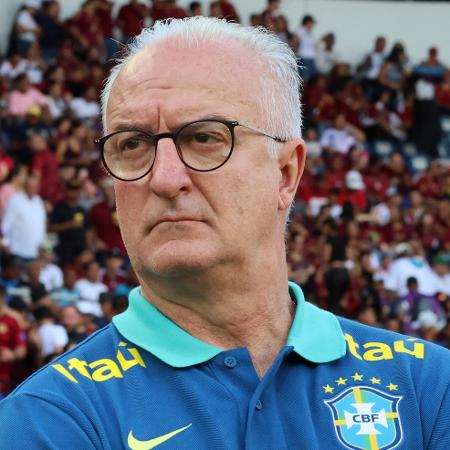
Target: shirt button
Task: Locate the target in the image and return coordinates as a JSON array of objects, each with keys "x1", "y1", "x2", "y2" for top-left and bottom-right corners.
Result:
[
  {"x1": 255, "y1": 400, "x2": 263, "y2": 411},
  {"x1": 224, "y1": 356, "x2": 237, "y2": 368}
]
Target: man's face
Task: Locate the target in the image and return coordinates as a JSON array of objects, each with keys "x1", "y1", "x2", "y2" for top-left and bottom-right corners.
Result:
[{"x1": 107, "y1": 40, "x2": 302, "y2": 281}]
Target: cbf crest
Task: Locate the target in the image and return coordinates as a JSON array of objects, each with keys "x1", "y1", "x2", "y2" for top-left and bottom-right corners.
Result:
[{"x1": 324, "y1": 379, "x2": 403, "y2": 450}]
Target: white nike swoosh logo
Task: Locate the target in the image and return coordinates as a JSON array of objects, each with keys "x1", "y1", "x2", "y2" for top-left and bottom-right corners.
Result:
[{"x1": 128, "y1": 423, "x2": 192, "y2": 449}]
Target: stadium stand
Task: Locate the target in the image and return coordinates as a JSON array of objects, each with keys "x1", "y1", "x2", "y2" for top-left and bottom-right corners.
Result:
[{"x1": 0, "y1": 0, "x2": 449, "y2": 398}]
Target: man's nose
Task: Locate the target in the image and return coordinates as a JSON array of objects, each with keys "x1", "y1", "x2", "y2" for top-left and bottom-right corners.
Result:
[{"x1": 148, "y1": 137, "x2": 193, "y2": 198}]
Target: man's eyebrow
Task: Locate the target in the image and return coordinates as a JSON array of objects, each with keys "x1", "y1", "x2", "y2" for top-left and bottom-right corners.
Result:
[
  {"x1": 109, "y1": 115, "x2": 235, "y2": 133},
  {"x1": 110, "y1": 122, "x2": 150, "y2": 132}
]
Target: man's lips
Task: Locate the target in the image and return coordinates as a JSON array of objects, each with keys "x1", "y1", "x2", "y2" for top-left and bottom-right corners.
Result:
[{"x1": 151, "y1": 217, "x2": 201, "y2": 229}]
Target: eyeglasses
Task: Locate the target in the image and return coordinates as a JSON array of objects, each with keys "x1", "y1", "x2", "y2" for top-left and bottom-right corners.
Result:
[{"x1": 95, "y1": 119, "x2": 286, "y2": 181}]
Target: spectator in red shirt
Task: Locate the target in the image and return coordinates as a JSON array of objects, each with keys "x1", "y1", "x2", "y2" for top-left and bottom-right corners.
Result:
[
  {"x1": 67, "y1": 0, "x2": 104, "y2": 54},
  {"x1": 219, "y1": 0, "x2": 240, "y2": 22},
  {"x1": 0, "y1": 286, "x2": 26, "y2": 397},
  {"x1": 338, "y1": 170, "x2": 368, "y2": 212},
  {"x1": 94, "y1": 0, "x2": 116, "y2": 59},
  {"x1": 436, "y1": 70, "x2": 450, "y2": 114},
  {"x1": 100, "y1": 250, "x2": 127, "y2": 292},
  {"x1": 89, "y1": 178, "x2": 126, "y2": 256},
  {"x1": 116, "y1": 0, "x2": 148, "y2": 43},
  {"x1": 151, "y1": 0, "x2": 187, "y2": 21},
  {"x1": 30, "y1": 132, "x2": 63, "y2": 204}
]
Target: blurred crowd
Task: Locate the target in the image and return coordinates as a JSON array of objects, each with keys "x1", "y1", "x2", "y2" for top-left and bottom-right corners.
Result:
[{"x1": 0, "y1": 0, "x2": 449, "y2": 397}]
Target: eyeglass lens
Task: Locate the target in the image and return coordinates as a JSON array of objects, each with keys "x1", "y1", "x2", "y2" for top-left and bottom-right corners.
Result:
[{"x1": 102, "y1": 120, "x2": 233, "y2": 180}]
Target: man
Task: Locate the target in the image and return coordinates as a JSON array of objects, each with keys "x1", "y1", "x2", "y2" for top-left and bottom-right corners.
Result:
[
  {"x1": 1, "y1": 175, "x2": 46, "y2": 262},
  {"x1": 89, "y1": 177, "x2": 126, "y2": 256},
  {"x1": 0, "y1": 17, "x2": 449, "y2": 449},
  {"x1": 116, "y1": 0, "x2": 148, "y2": 43},
  {"x1": 50, "y1": 179, "x2": 89, "y2": 266}
]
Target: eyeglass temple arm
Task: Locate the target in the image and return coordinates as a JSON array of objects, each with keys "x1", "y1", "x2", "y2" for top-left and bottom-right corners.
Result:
[{"x1": 238, "y1": 123, "x2": 287, "y2": 143}]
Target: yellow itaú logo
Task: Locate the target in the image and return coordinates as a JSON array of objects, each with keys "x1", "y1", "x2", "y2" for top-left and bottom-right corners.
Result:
[{"x1": 128, "y1": 424, "x2": 192, "y2": 449}]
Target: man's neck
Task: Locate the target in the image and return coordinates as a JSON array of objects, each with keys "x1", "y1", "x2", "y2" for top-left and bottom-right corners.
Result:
[{"x1": 140, "y1": 260, "x2": 294, "y2": 378}]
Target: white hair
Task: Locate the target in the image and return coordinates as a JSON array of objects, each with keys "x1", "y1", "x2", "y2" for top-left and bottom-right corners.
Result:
[{"x1": 101, "y1": 17, "x2": 302, "y2": 156}]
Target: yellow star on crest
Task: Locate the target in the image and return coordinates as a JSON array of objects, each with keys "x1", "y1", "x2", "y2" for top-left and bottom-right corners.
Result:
[
  {"x1": 370, "y1": 377, "x2": 381, "y2": 385},
  {"x1": 351, "y1": 372, "x2": 363, "y2": 381},
  {"x1": 387, "y1": 383, "x2": 398, "y2": 391},
  {"x1": 323, "y1": 384, "x2": 334, "y2": 394},
  {"x1": 336, "y1": 377, "x2": 347, "y2": 386}
]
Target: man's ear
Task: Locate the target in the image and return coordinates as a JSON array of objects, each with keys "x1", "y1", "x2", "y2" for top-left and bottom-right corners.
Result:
[{"x1": 278, "y1": 139, "x2": 306, "y2": 211}]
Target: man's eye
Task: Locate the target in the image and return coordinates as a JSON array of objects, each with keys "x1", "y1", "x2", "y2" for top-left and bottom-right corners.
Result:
[
  {"x1": 119, "y1": 137, "x2": 149, "y2": 152},
  {"x1": 190, "y1": 132, "x2": 227, "y2": 145},
  {"x1": 194, "y1": 133, "x2": 218, "y2": 144}
]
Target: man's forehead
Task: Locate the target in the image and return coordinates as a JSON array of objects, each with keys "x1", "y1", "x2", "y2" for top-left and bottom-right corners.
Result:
[
  {"x1": 107, "y1": 39, "x2": 266, "y2": 127},
  {"x1": 119, "y1": 39, "x2": 263, "y2": 92}
]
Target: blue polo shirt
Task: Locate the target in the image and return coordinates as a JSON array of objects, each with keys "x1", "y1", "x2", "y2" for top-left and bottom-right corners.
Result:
[{"x1": 0, "y1": 282, "x2": 449, "y2": 449}]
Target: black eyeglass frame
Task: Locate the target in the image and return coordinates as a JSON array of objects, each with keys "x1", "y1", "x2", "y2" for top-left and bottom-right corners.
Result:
[{"x1": 95, "y1": 119, "x2": 286, "y2": 182}]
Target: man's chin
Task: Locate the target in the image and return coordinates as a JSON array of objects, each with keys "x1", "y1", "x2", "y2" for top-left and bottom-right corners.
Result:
[{"x1": 136, "y1": 244, "x2": 220, "y2": 279}]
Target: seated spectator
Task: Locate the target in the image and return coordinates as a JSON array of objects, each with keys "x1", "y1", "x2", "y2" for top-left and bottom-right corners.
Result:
[
  {"x1": 320, "y1": 113, "x2": 365, "y2": 155},
  {"x1": 0, "y1": 52, "x2": 27, "y2": 83},
  {"x1": 18, "y1": 259, "x2": 49, "y2": 305},
  {"x1": 401, "y1": 276, "x2": 447, "y2": 339},
  {"x1": 50, "y1": 265, "x2": 80, "y2": 308},
  {"x1": 116, "y1": 0, "x2": 148, "y2": 43},
  {"x1": 49, "y1": 179, "x2": 89, "y2": 266},
  {"x1": 388, "y1": 240, "x2": 440, "y2": 297},
  {"x1": 74, "y1": 261, "x2": 108, "y2": 316},
  {"x1": 110, "y1": 294, "x2": 128, "y2": 317},
  {"x1": 1, "y1": 175, "x2": 46, "y2": 261},
  {"x1": 363, "y1": 90, "x2": 406, "y2": 143},
  {"x1": 23, "y1": 42, "x2": 47, "y2": 85},
  {"x1": 69, "y1": 85, "x2": 100, "y2": 123},
  {"x1": 7, "y1": 296, "x2": 41, "y2": 390},
  {"x1": 56, "y1": 120, "x2": 94, "y2": 168},
  {"x1": 188, "y1": 2, "x2": 202, "y2": 16},
  {"x1": 432, "y1": 255, "x2": 450, "y2": 296},
  {"x1": 209, "y1": 1, "x2": 223, "y2": 19},
  {"x1": 5, "y1": 104, "x2": 52, "y2": 166},
  {"x1": 0, "y1": 256, "x2": 22, "y2": 302},
  {"x1": 89, "y1": 177, "x2": 126, "y2": 255},
  {"x1": 34, "y1": 306, "x2": 68, "y2": 364},
  {"x1": 100, "y1": 250, "x2": 127, "y2": 291},
  {"x1": 38, "y1": 244, "x2": 63, "y2": 293},
  {"x1": 0, "y1": 286, "x2": 26, "y2": 397},
  {"x1": 46, "y1": 81, "x2": 69, "y2": 119},
  {"x1": 7, "y1": 73, "x2": 48, "y2": 118},
  {"x1": 151, "y1": 0, "x2": 187, "y2": 21},
  {"x1": 60, "y1": 304, "x2": 90, "y2": 350},
  {"x1": 338, "y1": 170, "x2": 368, "y2": 212},
  {"x1": 219, "y1": 0, "x2": 239, "y2": 22}
]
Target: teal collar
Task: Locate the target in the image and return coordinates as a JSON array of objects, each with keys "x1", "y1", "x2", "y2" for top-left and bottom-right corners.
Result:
[{"x1": 113, "y1": 282, "x2": 346, "y2": 367}]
